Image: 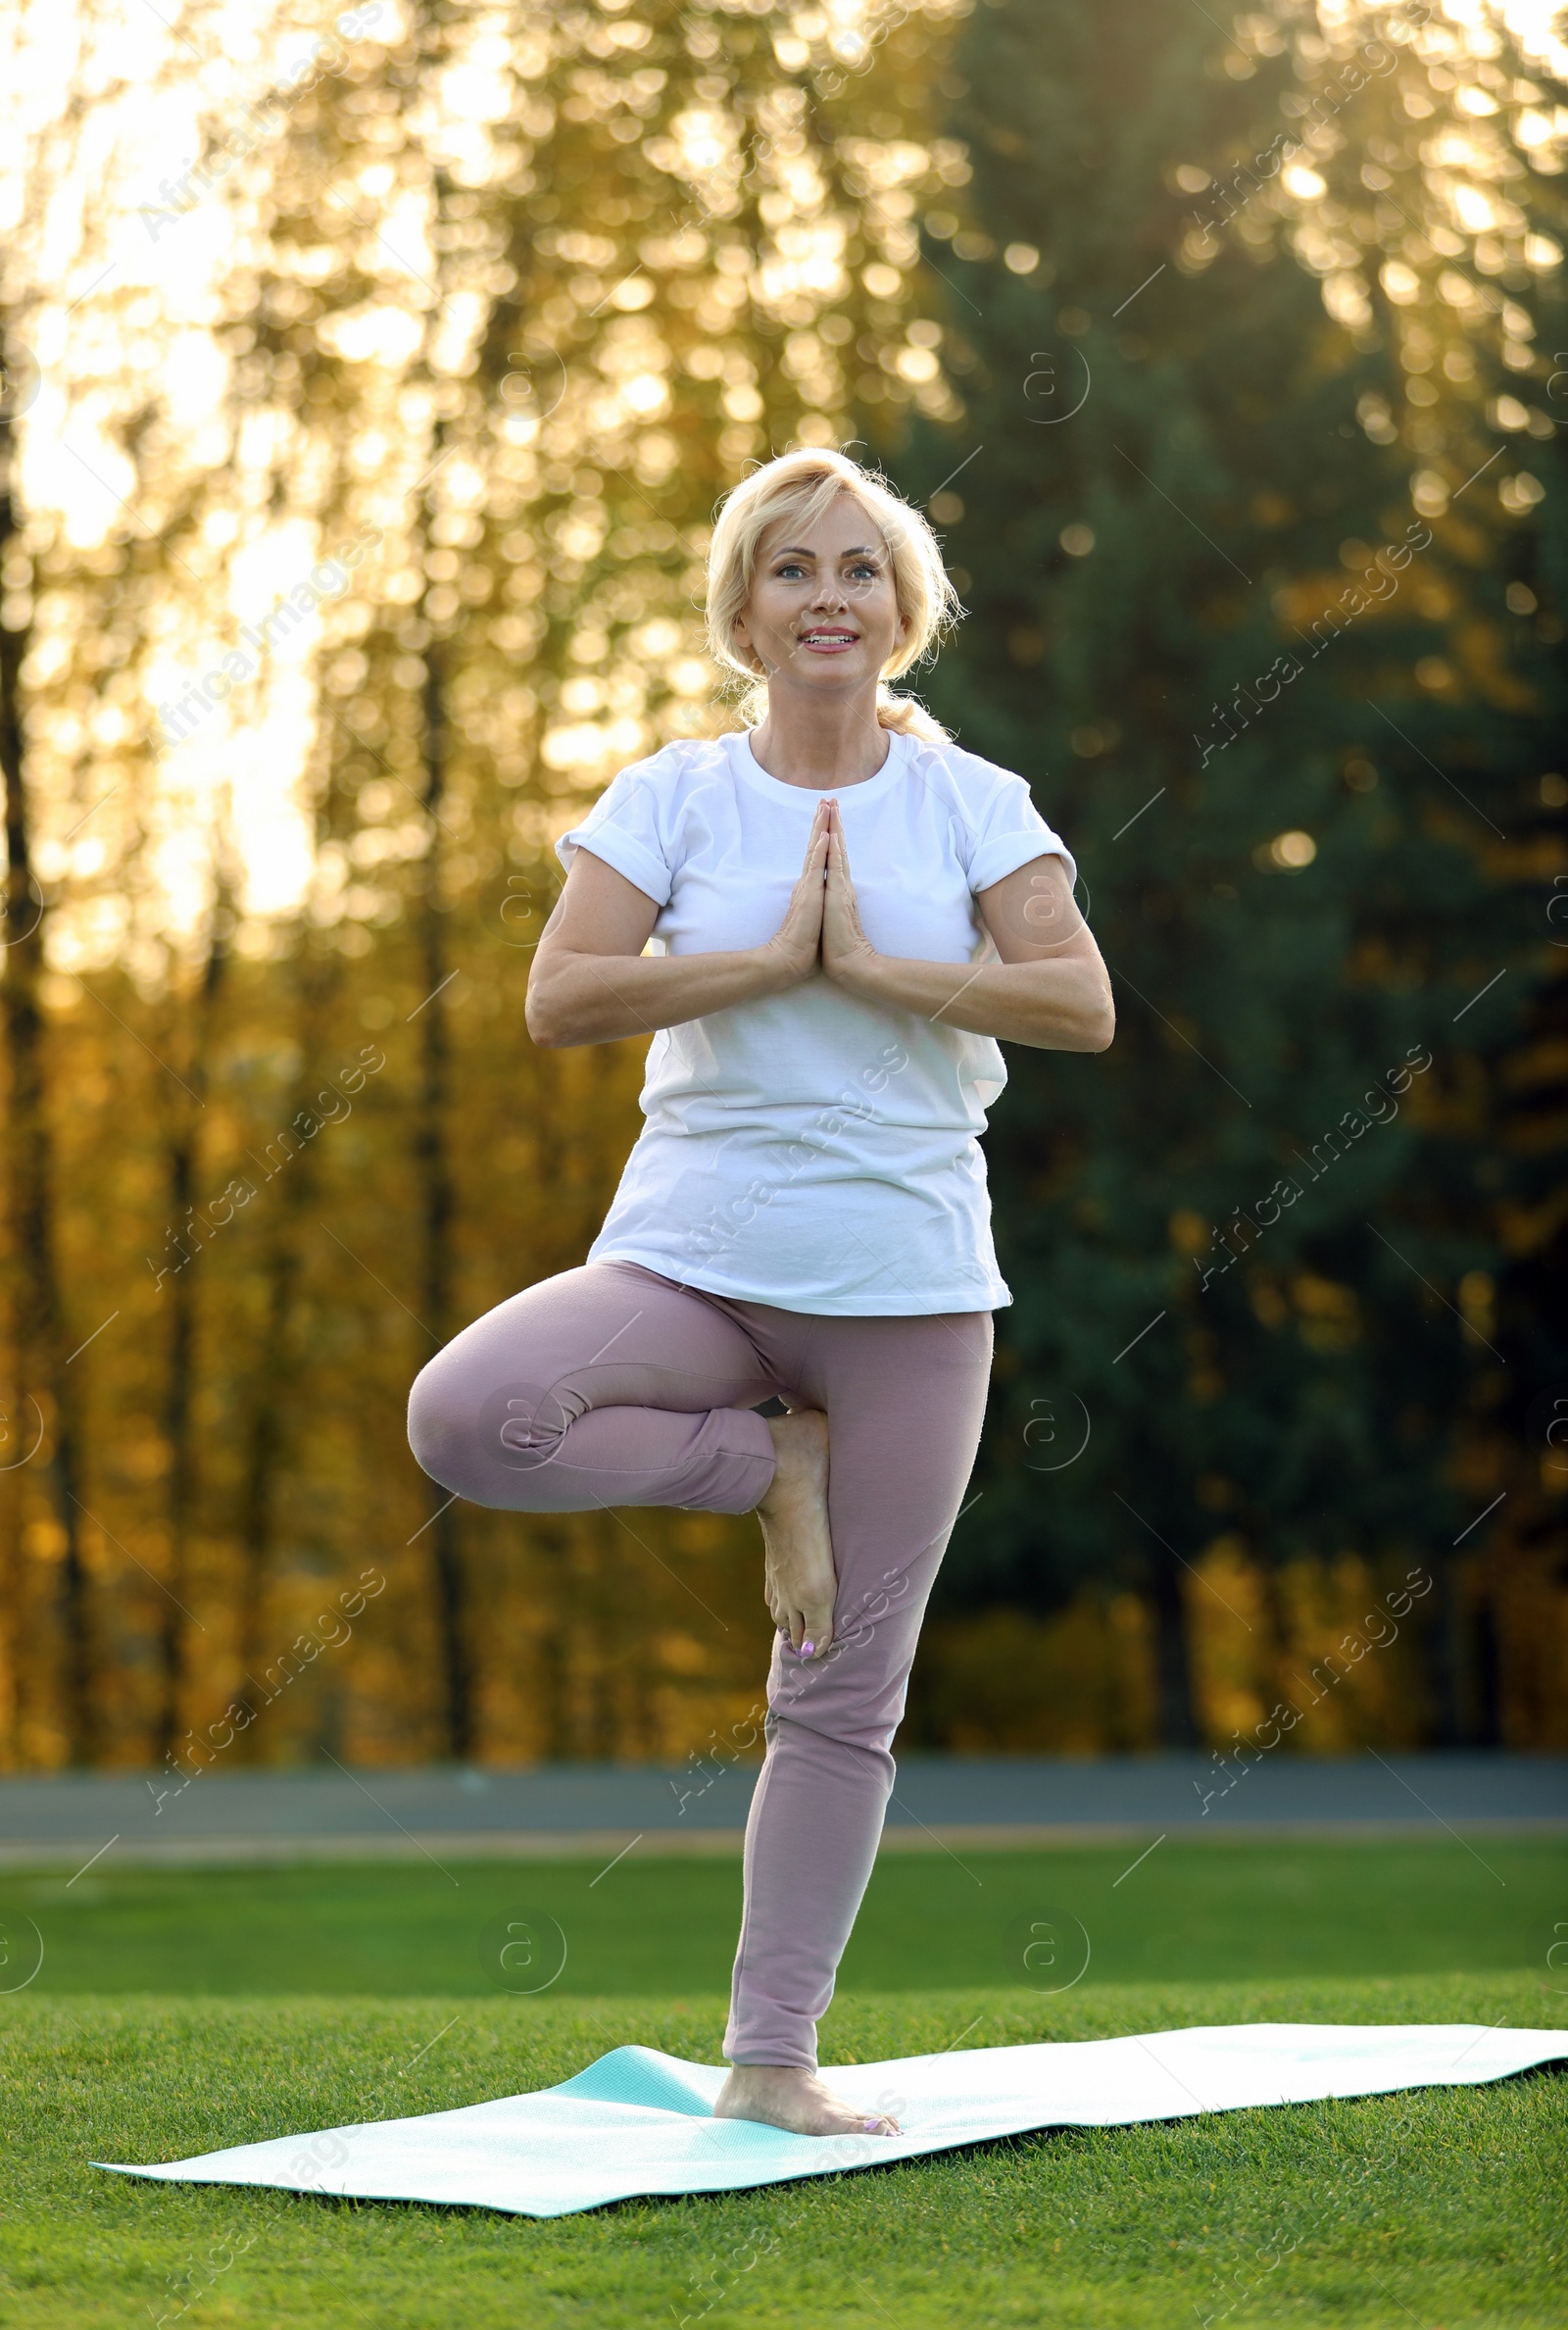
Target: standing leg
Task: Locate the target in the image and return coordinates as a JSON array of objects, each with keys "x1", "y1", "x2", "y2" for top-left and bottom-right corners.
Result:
[{"x1": 716, "y1": 1307, "x2": 993, "y2": 2099}]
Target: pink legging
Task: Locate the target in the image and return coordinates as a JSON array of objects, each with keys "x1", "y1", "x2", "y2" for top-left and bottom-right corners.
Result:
[{"x1": 406, "y1": 1259, "x2": 993, "y2": 2070}]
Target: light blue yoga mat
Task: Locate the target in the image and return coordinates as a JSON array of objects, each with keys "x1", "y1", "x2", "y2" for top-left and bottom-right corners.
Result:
[{"x1": 98, "y1": 2023, "x2": 1566, "y2": 2219}]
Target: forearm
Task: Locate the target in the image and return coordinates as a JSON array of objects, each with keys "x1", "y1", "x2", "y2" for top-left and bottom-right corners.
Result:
[
  {"x1": 526, "y1": 942, "x2": 797, "y2": 1048},
  {"x1": 839, "y1": 951, "x2": 1115, "y2": 1052}
]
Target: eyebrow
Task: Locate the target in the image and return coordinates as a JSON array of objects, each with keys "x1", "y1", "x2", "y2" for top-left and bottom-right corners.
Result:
[{"x1": 769, "y1": 544, "x2": 882, "y2": 561}]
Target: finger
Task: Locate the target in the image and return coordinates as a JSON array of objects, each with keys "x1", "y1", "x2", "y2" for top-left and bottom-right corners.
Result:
[{"x1": 790, "y1": 853, "x2": 826, "y2": 918}]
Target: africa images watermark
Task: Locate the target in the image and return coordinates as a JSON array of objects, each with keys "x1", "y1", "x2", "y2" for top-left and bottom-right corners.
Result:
[
  {"x1": 149, "y1": 2224, "x2": 258, "y2": 2330},
  {"x1": 155, "y1": 524, "x2": 383, "y2": 749},
  {"x1": 669, "y1": 1703, "x2": 765, "y2": 1816},
  {"x1": 1194, "y1": 521, "x2": 1435, "y2": 768},
  {"x1": 770, "y1": 1549, "x2": 917, "y2": 1713},
  {"x1": 1191, "y1": 1044, "x2": 1434, "y2": 1293},
  {"x1": 276, "y1": 2009, "x2": 468, "y2": 2197},
  {"x1": 676, "y1": 2210, "x2": 809, "y2": 2329},
  {"x1": 1194, "y1": 1566, "x2": 1434, "y2": 1814},
  {"x1": 1188, "y1": 4, "x2": 1433, "y2": 253},
  {"x1": 146, "y1": 1043, "x2": 387, "y2": 1289},
  {"x1": 1196, "y1": 2160, "x2": 1384, "y2": 2329},
  {"x1": 146, "y1": 1566, "x2": 387, "y2": 1810},
  {"x1": 684, "y1": 1038, "x2": 912, "y2": 1274},
  {"x1": 138, "y1": 5, "x2": 388, "y2": 244}
]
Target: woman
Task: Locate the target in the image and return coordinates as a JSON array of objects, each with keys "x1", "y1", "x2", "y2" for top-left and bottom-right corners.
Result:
[{"x1": 407, "y1": 446, "x2": 1114, "y2": 2138}]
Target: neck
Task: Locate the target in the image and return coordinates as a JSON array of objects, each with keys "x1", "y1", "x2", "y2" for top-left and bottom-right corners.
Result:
[{"x1": 747, "y1": 675, "x2": 893, "y2": 789}]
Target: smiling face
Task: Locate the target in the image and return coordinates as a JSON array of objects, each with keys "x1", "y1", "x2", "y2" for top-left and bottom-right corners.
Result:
[{"x1": 731, "y1": 491, "x2": 908, "y2": 700}]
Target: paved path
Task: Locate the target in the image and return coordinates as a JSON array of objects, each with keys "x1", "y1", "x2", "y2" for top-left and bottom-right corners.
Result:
[{"x1": 0, "y1": 1753, "x2": 1560, "y2": 1870}]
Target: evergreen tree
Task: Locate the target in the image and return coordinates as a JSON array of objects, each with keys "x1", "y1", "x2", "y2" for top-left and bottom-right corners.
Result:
[{"x1": 891, "y1": 0, "x2": 1534, "y2": 1745}]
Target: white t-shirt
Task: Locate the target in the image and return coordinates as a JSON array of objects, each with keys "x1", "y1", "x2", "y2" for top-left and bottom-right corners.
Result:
[{"x1": 554, "y1": 724, "x2": 1077, "y2": 1315}]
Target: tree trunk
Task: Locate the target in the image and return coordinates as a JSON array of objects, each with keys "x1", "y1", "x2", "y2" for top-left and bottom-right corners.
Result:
[
  {"x1": 1146, "y1": 1537, "x2": 1200, "y2": 1749},
  {"x1": 234, "y1": 938, "x2": 337, "y2": 1736},
  {"x1": 153, "y1": 913, "x2": 228, "y2": 1765},
  {"x1": 0, "y1": 405, "x2": 96, "y2": 1763},
  {"x1": 1425, "y1": 1555, "x2": 1470, "y2": 1748},
  {"x1": 416, "y1": 523, "x2": 470, "y2": 1760},
  {"x1": 235, "y1": 1212, "x2": 295, "y2": 1718},
  {"x1": 1469, "y1": 1581, "x2": 1500, "y2": 1748}
]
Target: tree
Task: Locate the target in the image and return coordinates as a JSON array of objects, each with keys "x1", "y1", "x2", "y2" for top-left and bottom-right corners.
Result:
[
  {"x1": 891, "y1": 0, "x2": 1539, "y2": 1745},
  {"x1": 151, "y1": 861, "x2": 232, "y2": 1764},
  {"x1": 213, "y1": 0, "x2": 975, "y2": 1759},
  {"x1": 3, "y1": 0, "x2": 1557, "y2": 1765},
  {"x1": 0, "y1": 0, "x2": 129, "y2": 1762}
]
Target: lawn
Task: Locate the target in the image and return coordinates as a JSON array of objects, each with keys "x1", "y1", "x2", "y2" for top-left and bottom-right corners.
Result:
[
  {"x1": 6, "y1": 1833, "x2": 1562, "y2": 1997},
  {"x1": 0, "y1": 1839, "x2": 1562, "y2": 2328}
]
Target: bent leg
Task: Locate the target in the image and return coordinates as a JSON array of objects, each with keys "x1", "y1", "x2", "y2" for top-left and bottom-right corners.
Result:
[
  {"x1": 407, "y1": 1262, "x2": 779, "y2": 1514},
  {"x1": 722, "y1": 1307, "x2": 994, "y2": 2069}
]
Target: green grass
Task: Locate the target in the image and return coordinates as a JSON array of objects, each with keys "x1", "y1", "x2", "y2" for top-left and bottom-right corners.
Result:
[
  {"x1": 0, "y1": 1842, "x2": 1563, "y2": 2327},
  {"x1": 8, "y1": 1834, "x2": 1563, "y2": 1996}
]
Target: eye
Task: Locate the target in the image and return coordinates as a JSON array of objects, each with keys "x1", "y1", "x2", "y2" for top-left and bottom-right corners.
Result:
[
  {"x1": 775, "y1": 560, "x2": 808, "y2": 578},
  {"x1": 848, "y1": 561, "x2": 879, "y2": 580}
]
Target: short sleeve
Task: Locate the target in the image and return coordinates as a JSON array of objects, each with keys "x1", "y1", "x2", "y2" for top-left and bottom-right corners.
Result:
[
  {"x1": 967, "y1": 768, "x2": 1078, "y2": 896},
  {"x1": 555, "y1": 753, "x2": 677, "y2": 907}
]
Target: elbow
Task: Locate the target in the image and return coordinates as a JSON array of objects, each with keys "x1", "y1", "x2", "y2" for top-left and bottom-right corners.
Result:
[
  {"x1": 527, "y1": 1012, "x2": 573, "y2": 1052},
  {"x1": 1088, "y1": 998, "x2": 1116, "y2": 1053},
  {"x1": 524, "y1": 981, "x2": 567, "y2": 1051}
]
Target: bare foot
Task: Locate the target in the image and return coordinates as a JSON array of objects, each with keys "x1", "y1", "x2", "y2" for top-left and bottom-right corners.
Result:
[
  {"x1": 756, "y1": 1409, "x2": 835, "y2": 1660},
  {"x1": 714, "y1": 2063, "x2": 900, "y2": 2137}
]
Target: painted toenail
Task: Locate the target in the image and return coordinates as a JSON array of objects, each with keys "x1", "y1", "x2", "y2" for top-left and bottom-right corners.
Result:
[
  {"x1": 801, "y1": 1640, "x2": 814, "y2": 1656},
  {"x1": 863, "y1": 2116, "x2": 882, "y2": 2132}
]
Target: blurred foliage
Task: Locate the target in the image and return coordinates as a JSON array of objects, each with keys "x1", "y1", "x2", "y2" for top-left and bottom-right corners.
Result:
[
  {"x1": 898, "y1": 0, "x2": 1568, "y2": 1750},
  {"x1": 0, "y1": 0, "x2": 1562, "y2": 1767}
]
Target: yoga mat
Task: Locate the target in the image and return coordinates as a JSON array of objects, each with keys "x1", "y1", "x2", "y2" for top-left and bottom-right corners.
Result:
[{"x1": 98, "y1": 2023, "x2": 1566, "y2": 2220}]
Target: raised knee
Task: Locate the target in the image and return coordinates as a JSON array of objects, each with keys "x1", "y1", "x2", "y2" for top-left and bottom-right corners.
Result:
[
  {"x1": 490, "y1": 1384, "x2": 572, "y2": 1469},
  {"x1": 407, "y1": 1357, "x2": 470, "y2": 1492},
  {"x1": 409, "y1": 1361, "x2": 573, "y2": 1503}
]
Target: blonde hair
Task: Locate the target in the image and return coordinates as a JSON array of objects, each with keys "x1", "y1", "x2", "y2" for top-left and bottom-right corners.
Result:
[{"x1": 704, "y1": 447, "x2": 962, "y2": 742}]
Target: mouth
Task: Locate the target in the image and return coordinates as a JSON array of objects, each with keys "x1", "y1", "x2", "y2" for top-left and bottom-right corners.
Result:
[{"x1": 797, "y1": 627, "x2": 859, "y2": 653}]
